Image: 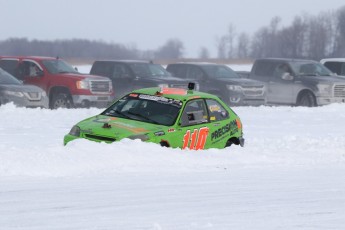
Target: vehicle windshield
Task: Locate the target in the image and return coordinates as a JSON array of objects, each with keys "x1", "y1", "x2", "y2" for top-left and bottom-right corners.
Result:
[
  {"x1": 128, "y1": 63, "x2": 172, "y2": 78},
  {"x1": 101, "y1": 94, "x2": 182, "y2": 126},
  {"x1": 201, "y1": 65, "x2": 240, "y2": 79},
  {"x1": 290, "y1": 62, "x2": 333, "y2": 76},
  {"x1": 0, "y1": 68, "x2": 21, "y2": 85},
  {"x1": 42, "y1": 59, "x2": 79, "y2": 74}
]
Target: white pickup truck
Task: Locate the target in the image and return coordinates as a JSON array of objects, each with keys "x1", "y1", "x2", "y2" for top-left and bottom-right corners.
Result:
[{"x1": 320, "y1": 58, "x2": 345, "y2": 76}]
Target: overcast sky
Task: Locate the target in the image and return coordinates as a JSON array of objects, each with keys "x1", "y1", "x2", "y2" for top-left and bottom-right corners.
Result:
[{"x1": 1, "y1": 0, "x2": 345, "y2": 57}]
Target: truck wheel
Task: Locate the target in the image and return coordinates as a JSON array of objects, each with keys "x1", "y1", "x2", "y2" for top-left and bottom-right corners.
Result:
[
  {"x1": 297, "y1": 92, "x2": 316, "y2": 107},
  {"x1": 51, "y1": 93, "x2": 72, "y2": 109}
]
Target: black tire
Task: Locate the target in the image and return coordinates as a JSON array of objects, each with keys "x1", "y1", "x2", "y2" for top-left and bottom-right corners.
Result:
[
  {"x1": 297, "y1": 92, "x2": 316, "y2": 107},
  {"x1": 225, "y1": 139, "x2": 233, "y2": 148},
  {"x1": 50, "y1": 93, "x2": 73, "y2": 109}
]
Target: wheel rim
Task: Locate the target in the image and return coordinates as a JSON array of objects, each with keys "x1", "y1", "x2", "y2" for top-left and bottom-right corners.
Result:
[
  {"x1": 299, "y1": 93, "x2": 314, "y2": 107},
  {"x1": 53, "y1": 98, "x2": 68, "y2": 109}
]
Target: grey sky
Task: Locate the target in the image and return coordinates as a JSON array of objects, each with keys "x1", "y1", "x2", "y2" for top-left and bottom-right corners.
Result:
[{"x1": 1, "y1": 0, "x2": 345, "y2": 57}]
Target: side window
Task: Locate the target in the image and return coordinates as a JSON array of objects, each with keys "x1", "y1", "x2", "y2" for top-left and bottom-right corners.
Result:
[
  {"x1": 0, "y1": 60, "x2": 19, "y2": 77},
  {"x1": 90, "y1": 62, "x2": 113, "y2": 77},
  {"x1": 342, "y1": 63, "x2": 345, "y2": 75},
  {"x1": 180, "y1": 99, "x2": 208, "y2": 127},
  {"x1": 253, "y1": 61, "x2": 277, "y2": 77},
  {"x1": 187, "y1": 66, "x2": 204, "y2": 80},
  {"x1": 206, "y1": 99, "x2": 229, "y2": 122},
  {"x1": 112, "y1": 64, "x2": 130, "y2": 78},
  {"x1": 20, "y1": 61, "x2": 42, "y2": 77},
  {"x1": 167, "y1": 65, "x2": 187, "y2": 78},
  {"x1": 273, "y1": 63, "x2": 291, "y2": 79},
  {"x1": 324, "y1": 62, "x2": 341, "y2": 74}
]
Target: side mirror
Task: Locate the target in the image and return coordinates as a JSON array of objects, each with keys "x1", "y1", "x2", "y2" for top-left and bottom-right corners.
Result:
[
  {"x1": 121, "y1": 73, "x2": 131, "y2": 78},
  {"x1": 37, "y1": 69, "x2": 44, "y2": 77},
  {"x1": 74, "y1": 67, "x2": 79, "y2": 72},
  {"x1": 281, "y1": 72, "x2": 293, "y2": 81}
]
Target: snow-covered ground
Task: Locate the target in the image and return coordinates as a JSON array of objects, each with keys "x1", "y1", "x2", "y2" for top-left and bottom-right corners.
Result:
[{"x1": 1, "y1": 102, "x2": 345, "y2": 229}]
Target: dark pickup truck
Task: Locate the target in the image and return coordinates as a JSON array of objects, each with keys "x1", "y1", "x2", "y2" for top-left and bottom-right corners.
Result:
[
  {"x1": 90, "y1": 60, "x2": 190, "y2": 100},
  {"x1": 247, "y1": 58, "x2": 345, "y2": 106},
  {"x1": 166, "y1": 62, "x2": 266, "y2": 106}
]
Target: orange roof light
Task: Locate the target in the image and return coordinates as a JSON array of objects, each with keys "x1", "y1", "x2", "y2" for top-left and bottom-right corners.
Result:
[{"x1": 160, "y1": 88, "x2": 187, "y2": 95}]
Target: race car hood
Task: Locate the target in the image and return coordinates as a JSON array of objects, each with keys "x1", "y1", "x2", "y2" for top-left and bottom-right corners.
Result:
[{"x1": 76, "y1": 115, "x2": 166, "y2": 141}]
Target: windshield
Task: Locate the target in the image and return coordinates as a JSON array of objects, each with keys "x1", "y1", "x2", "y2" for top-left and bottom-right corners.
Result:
[
  {"x1": 201, "y1": 65, "x2": 239, "y2": 79},
  {"x1": 101, "y1": 94, "x2": 182, "y2": 126},
  {"x1": 0, "y1": 68, "x2": 21, "y2": 85},
  {"x1": 42, "y1": 59, "x2": 79, "y2": 74},
  {"x1": 290, "y1": 62, "x2": 333, "y2": 76},
  {"x1": 128, "y1": 63, "x2": 172, "y2": 78}
]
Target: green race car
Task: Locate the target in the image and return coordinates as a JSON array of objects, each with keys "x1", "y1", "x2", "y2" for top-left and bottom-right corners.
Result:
[{"x1": 64, "y1": 85, "x2": 244, "y2": 150}]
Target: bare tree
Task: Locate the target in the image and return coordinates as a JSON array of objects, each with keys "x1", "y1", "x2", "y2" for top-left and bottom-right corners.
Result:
[
  {"x1": 237, "y1": 32, "x2": 250, "y2": 58},
  {"x1": 334, "y1": 6, "x2": 345, "y2": 56},
  {"x1": 226, "y1": 24, "x2": 236, "y2": 58},
  {"x1": 154, "y1": 39, "x2": 184, "y2": 59},
  {"x1": 215, "y1": 35, "x2": 228, "y2": 59},
  {"x1": 250, "y1": 27, "x2": 269, "y2": 58},
  {"x1": 278, "y1": 16, "x2": 308, "y2": 58},
  {"x1": 198, "y1": 46, "x2": 210, "y2": 59}
]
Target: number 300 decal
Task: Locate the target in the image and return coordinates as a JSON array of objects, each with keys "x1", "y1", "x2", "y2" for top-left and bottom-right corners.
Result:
[{"x1": 182, "y1": 127, "x2": 209, "y2": 150}]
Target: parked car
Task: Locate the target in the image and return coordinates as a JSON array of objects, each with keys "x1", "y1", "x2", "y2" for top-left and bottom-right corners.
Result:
[
  {"x1": 248, "y1": 58, "x2": 345, "y2": 106},
  {"x1": 320, "y1": 58, "x2": 345, "y2": 76},
  {"x1": 90, "y1": 60, "x2": 190, "y2": 100},
  {"x1": 64, "y1": 84, "x2": 244, "y2": 150},
  {"x1": 166, "y1": 63, "x2": 266, "y2": 106},
  {"x1": 0, "y1": 56, "x2": 114, "y2": 109},
  {"x1": 0, "y1": 68, "x2": 49, "y2": 108}
]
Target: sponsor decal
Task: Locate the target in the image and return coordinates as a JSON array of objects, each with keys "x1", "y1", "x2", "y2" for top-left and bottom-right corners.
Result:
[
  {"x1": 129, "y1": 93, "x2": 139, "y2": 97},
  {"x1": 154, "y1": 131, "x2": 165, "y2": 136},
  {"x1": 167, "y1": 128, "x2": 175, "y2": 132},
  {"x1": 211, "y1": 120, "x2": 238, "y2": 141},
  {"x1": 209, "y1": 105, "x2": 221, "y2": 112},
  {"x1": 182, "y1": 127, "x2": 209, "y2": 150},
  {"x1": 139, "y1": 94, "x2": 182, "y2": 107}
]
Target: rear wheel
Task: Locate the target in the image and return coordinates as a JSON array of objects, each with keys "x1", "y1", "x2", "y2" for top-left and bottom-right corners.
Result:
[
  {"x1": 297, "y1": 92, "x2": 316, "y2": 107},
  {"x1": 50, "y1": 93, "x2": 73, "y2": 109}
]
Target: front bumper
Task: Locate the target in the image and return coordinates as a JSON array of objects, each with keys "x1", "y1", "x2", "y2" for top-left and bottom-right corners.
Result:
[
  {"x1": 316, "y1": 96, "x2": 345, "y2": 106},
  {"x1": 72, "y1": 95, "x2": 115, "y2": 108},
  {"x1": 1, "y1": 95, "x2": 49, "y2": 108}
]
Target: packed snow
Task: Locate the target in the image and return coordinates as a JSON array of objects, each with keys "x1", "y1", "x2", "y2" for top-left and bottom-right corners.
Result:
[
  {"x1": 1, "y1": 64, "x2": 345, "y2": 229},
  {"x1": 1, "y1": 101, "x2": 345, "y2": 229}
]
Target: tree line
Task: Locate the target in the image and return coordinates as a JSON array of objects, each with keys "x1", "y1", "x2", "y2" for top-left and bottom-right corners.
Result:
[
  {"x1": 215, "y1": 5, "x2": 345, "y2": 60},
  {"x1": 1, "y1": 5, "x2": 344, "y2": 61},
  {"x1": 0, "y1": 37, "x2": 184, "y2": 62}
]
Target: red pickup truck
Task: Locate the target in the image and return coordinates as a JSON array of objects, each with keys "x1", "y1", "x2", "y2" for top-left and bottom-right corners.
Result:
[{"x1": 0, "y1": 56, "x2": 114, "y2": 109}]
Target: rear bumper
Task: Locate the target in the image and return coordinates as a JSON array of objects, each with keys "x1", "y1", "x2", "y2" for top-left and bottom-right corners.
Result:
[{"x1": 239, "y1": 137, "x2": 245, "y2": 147}]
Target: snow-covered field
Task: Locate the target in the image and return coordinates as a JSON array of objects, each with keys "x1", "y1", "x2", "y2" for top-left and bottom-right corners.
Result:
[{"x1": 1, "y1": 102, "x2": 345, "y2": 229}]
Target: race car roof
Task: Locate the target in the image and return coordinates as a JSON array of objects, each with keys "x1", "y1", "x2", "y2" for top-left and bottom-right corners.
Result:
[{"x1": 131, "y1": 87, "x2": 218, "y2": 101}]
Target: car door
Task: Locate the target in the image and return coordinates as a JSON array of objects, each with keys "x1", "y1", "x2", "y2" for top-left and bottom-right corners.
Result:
[
  {"x1": 110, "y1": 63, "x2": 133, "y2": 99},
  {"x1": 19, "y1": 60, "x2": 46, "y2": 90},
  {"x1": 267, "y1": 62, "x2": 294, "y2": 104},
  {"x1": 172, "y1": 98, "x2": 229, "y2": 150}
]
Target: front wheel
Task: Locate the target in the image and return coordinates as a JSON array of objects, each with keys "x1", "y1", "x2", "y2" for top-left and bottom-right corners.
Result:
[
  {"x1": 297, "y1": 92, "x2": 316, "y2": 107},
  {"x1": 50, "y1": 93, "x2": 73, "y2": 109}
]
